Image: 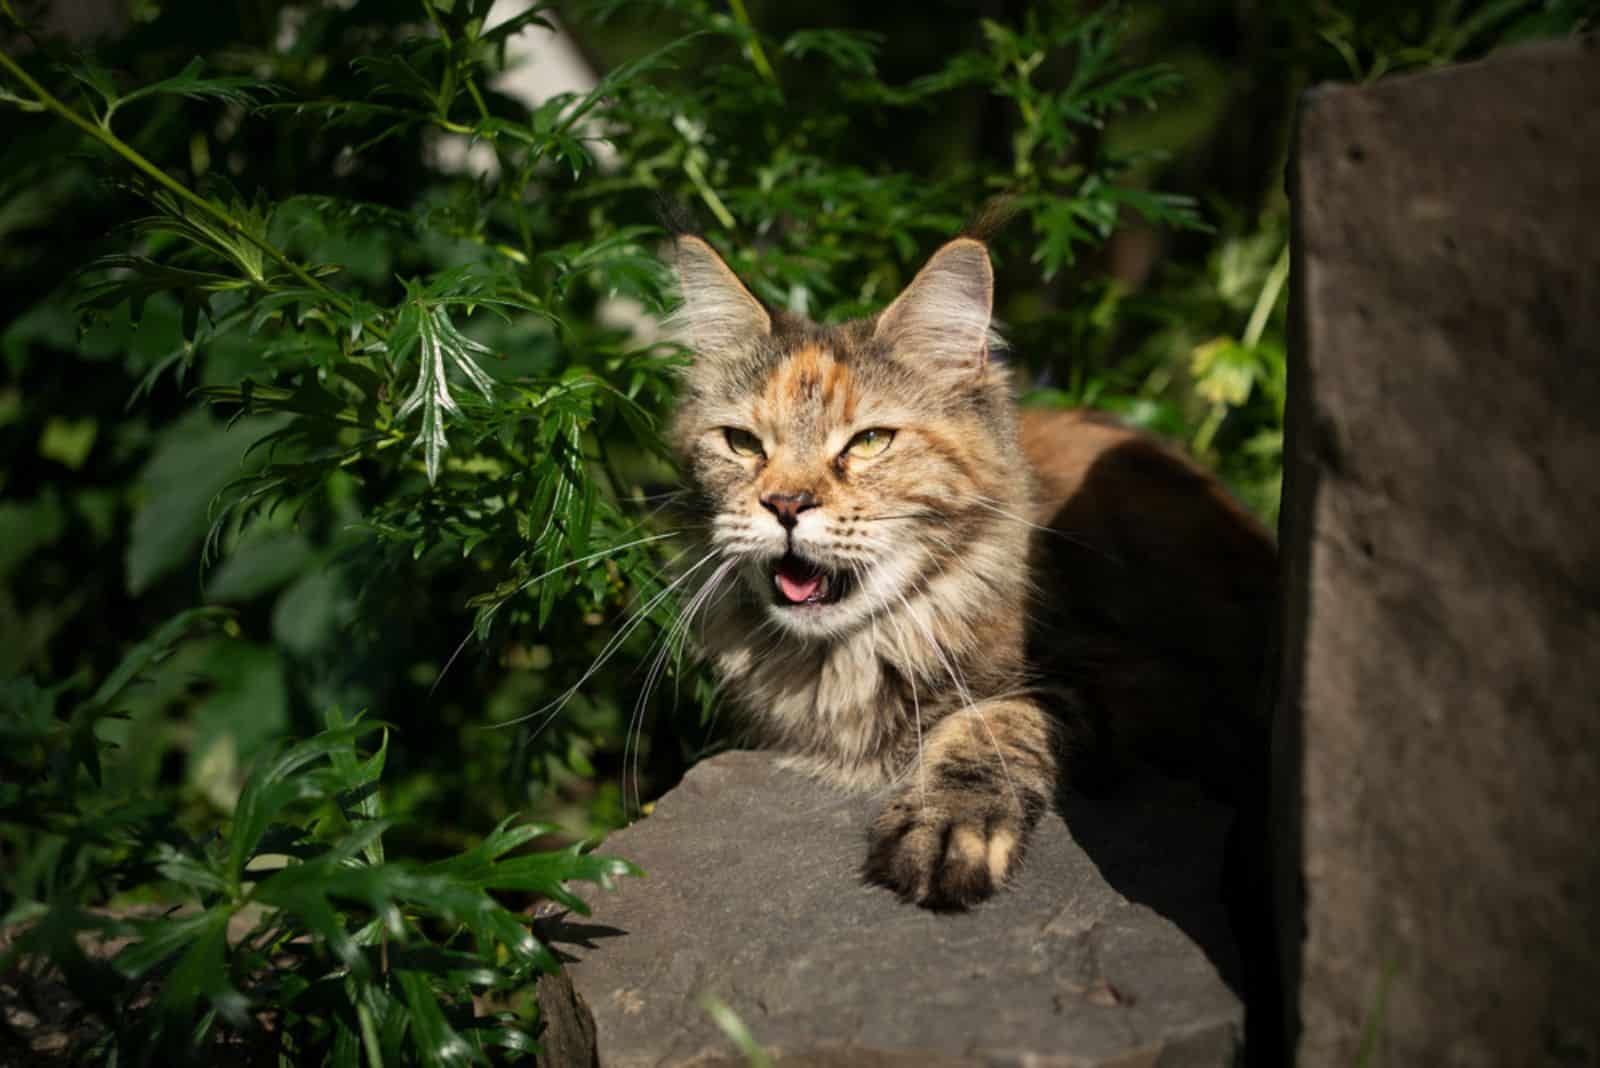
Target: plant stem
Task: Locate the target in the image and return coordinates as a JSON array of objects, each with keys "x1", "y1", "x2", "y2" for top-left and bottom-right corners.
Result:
[
  {"x1": 1243, "y1": 243, "x2": 1290, "y2": 350},
  {"x1": 421, "y1": 0, "x2": 491, "y2": 122},
  {"x1": 464, "y1": 77, "x2": 491, "y2": 122},
  {"x1": 0, "y1": 47, "x2": 360, "y2": 320},
  {"x1": 683, "y1": 154, "x2": 736, "y2": 229},
  {"x1": 727, "y1": 0, "x2": 780, "y2": 89}
]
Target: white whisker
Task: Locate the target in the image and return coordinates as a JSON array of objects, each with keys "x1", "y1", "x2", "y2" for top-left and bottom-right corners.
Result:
[
  {"x1": 624, "y1": 557, "x2": 737, "y2": 817},
  {"x1": 963, "y1": 493, "x2": 1116, "y2": 561},
  {"x1": 433, "y1": 530, "x2": 682, "y2": 698},
  {"x1": 892, "y1": 587, "x2": 1020, "y2": 811},
  {"x1": 499, "y1": 551, "x2": 719, "y2": 733}
]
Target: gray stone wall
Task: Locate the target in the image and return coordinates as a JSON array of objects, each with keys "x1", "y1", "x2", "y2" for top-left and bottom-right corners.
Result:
[{"x1": 1276, "y1": 37, "x2": 1600, "y2": 1067}]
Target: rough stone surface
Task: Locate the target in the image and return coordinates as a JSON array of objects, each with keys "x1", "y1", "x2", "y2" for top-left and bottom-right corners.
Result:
[
  {"x1": 1277, "y1": 38, "x2": 1600, "y2": 1068},
  {"x1": 539, "y1": 751, "x2": 1243, "y2": 1067}
]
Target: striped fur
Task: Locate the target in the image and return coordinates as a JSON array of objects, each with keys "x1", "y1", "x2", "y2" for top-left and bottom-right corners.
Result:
[{"x1": 667, "y1": 237, "x2": 1275, "y2": 908}]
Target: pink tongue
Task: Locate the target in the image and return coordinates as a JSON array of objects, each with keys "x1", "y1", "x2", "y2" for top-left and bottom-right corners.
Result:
[{"x1": 777, "y1": 569, "x2": 823, "y2": 604}]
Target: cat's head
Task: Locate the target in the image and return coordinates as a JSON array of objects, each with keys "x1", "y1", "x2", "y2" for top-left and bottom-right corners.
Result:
[{"x1": 667, "y1": 236, "x2": 1029, "y2": 641}]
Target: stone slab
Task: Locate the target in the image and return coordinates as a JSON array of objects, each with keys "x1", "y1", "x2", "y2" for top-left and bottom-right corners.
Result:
[
  {"x1": 1278, "y1": 37, "x2": 1600, "y2": 1067},
  {"x1": 539, "y1": 751, "x2": 1243, "y2": 1067}
]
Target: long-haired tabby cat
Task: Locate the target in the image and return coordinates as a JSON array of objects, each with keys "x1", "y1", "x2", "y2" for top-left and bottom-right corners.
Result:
[{"x1": 667, "y1": 233, "x2": 1276, "y2": 908}]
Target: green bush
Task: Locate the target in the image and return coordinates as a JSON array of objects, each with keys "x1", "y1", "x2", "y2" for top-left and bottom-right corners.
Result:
[
  {"x1": 1, "y1": 0, "x2": 1586, "y2": 1062},
  {"x1": 2, "y1": 608, "x2": 634, "y2": 1063}
]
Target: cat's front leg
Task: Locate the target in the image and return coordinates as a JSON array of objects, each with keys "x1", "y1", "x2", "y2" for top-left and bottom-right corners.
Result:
[{"x1": 864, "y1": 696, "x2": 1059, "y2": 908}]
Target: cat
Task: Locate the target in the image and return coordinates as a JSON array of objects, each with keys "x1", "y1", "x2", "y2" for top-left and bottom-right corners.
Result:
[{"x1": 666, "y1": 233, "x2": 1277, "y2": 908}]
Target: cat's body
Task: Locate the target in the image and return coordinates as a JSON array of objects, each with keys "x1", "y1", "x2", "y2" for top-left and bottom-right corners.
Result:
[{"x1": 667, "y1": 235, "x2": 1275, "y2": 907}]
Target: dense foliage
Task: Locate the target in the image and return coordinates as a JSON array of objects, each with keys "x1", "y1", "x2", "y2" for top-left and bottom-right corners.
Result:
[
  {"x1": 3, "y1": 611, "x2": 634, "y2": 1063},
  {"x1": 1, "y1": 0, "x2": 1587, "y2": 1062}
]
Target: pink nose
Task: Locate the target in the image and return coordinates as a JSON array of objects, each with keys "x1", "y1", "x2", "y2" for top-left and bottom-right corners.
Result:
[{"x1": 760, "y1": 491, "x2": 819, "y2": 529}]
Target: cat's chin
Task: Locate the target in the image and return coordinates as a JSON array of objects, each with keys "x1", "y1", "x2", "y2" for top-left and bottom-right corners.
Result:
[{"x1": 763, "y1": 596, "x2": 865, "y2": 640}]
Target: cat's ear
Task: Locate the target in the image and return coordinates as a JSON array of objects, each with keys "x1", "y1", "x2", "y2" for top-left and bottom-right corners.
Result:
[
  {"x1": 873, "y1": 238, "x2": 994, "y2": 369},
  {"x1": 668, "y1": 236, "x2": 771, "y2": 359}
]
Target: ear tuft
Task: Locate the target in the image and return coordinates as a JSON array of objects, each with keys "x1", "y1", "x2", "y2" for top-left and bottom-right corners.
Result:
[
  {"x1": 873, "y1": 238, "x2": 994, "y2": 369},
  {"x1": 667, "y1": 236, "x2": 771, "y2": 359}
]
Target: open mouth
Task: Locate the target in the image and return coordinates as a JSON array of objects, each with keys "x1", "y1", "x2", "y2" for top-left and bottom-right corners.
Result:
[{"x1": 770, "y1": 553, "x2": 849, "y2": 607}]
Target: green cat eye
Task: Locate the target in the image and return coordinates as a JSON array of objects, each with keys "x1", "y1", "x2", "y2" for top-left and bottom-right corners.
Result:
[
  {"x1": 724, "y1": 427, "x2": 765, "y2": 458},
  {"x1": 844, "y1": 428, "x2": 895, "y2": 459}
]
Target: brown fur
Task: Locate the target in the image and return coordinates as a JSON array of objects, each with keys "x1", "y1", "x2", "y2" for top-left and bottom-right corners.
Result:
[{"x1": 666, "y1": 236, "x2": 1275, "y2": 908}]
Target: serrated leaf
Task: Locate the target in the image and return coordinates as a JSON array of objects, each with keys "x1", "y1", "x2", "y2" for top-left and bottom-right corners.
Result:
[
  {"x1": 780, "y1": 29, "x2": 884, "y2": 75},
  {"x1": 394, "y1": 302, "x2": 498, "y2": 484},
  {"x1": 112, "y1": 57, "x2": 276, "y2": 116},
  {"x1": 479, "y1": 4, "x2": 558, "y2": 47},
  {"x1": 397, "y1": 970, "x2": 482, "y2": 1068},
  {"x1": 152, "y1": 907, "x2": 250, "y2": 1029},
  {"x1": 228, "y1": 721, "x2": 386, "y2": 879}
]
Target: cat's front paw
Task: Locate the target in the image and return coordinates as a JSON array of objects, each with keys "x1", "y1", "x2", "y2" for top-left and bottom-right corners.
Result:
[{"x1": 864, "y1": 789, "x2": 1029, "y2": 909}]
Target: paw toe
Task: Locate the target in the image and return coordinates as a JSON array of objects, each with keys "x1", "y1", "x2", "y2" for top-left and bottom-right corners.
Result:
[
  {"x1": 865, "y1": 804, "x2": 1022, "y2": 909},
  {"x1": 921, "y1": 825, "x2": 991, "y2": 907}
]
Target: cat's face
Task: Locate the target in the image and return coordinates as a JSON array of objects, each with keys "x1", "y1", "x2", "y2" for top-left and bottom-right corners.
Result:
[{"x1": 668, "y1": 237, "x2": 1022, "y2": 640}]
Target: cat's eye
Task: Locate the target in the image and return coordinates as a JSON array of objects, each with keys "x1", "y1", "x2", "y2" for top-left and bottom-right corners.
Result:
[
  {"x1": 843, "y1": 428, "x2": 895, "y2": 460},
  {"x1": 723, "y1": 427, "x2": 765, "y2": 458}
]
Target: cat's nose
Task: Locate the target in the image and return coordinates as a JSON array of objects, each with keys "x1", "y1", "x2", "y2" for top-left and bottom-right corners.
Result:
[{"x1": 760, "y1": 490, "x2": 819, "y2": 530}]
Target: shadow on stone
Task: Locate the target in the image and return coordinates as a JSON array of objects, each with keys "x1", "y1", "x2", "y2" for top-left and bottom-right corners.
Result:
[
  {"x1": 1025, "y1": 430, "x2": 1284, "y2": 1061},
  {"x1": 1055, "y1": 777, "x2": 1244, "y2": 997},
  {"x1": 534, "y1": 913, "x2": 629, "y2": 964}
]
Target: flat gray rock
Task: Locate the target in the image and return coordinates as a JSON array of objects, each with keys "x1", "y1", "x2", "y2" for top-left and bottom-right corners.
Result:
[
  {"x1": 1278, "y1": 38, "x2": 1600, "y2": 1068},
  {"x1": 539, "y1": 750, "x2": 1242, "y2": 1067}
]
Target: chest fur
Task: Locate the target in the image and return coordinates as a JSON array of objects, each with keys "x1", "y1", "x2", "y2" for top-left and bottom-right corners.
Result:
[{"x1": 701, "y1": 578, "x2": 1030, "y2": 787}]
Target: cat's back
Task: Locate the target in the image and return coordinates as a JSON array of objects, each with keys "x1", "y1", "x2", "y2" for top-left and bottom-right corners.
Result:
[
  {"x1": 1019, "y1": 408, "x2": 1274, "y2": 594},
  {"x1": 1018, "y1": 408, "x2": 1278, "y2": 791}
]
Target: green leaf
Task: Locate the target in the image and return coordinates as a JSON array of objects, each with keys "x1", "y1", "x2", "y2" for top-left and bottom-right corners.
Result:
[
  {"x1": 204, "y1": 532, "x2": 316, "y2": 602},
  {"x1": 397, "y1": 970, "x2": 482, "y2": 1068},
  {"x1": 780, "y1": 29, "x2": 883, "y2": 76},
  {"x1": 1190, "y1": 336, "x2": 1257, "y2": 407},
  {"x1": 64, "y1": 57, "x2": 122, "y2": 111},
  {"x1": 87, "y1": 606, "x2": 228, "y2": 714},
  {"x1": 0, "y1": 494, "x2": 67, "y2": 581},
  {"x1": 251, "y1": 870, "x2": 367, "y2": 973},
  {"x1": 113, "y1": 908, "x2": 223, "y2": 980},
  {"x1": 392, "y1": 303, "x2": 497, "y2": 484},
  {"x1": 37, "y1": 416, "x2": 98, "y2": 469},
  {"x1": 271, "y1": 564, "x2": 356, "y2": 657},
  {"x1": 152, "y1": 907, "x2": 250, "y2": 1030},
  {"x1": 326, "y1": 706, "x2": 386, "y2": 789},
  {"x1": 701, "y1": 993, "x2": 772, "y2": 1068},
  {"x1": 112, "y1": 57, "x2": 276, "y2": 116},
  {"x1": 189, "y1": 640, "x2": 290, "y2": 807},
  {"x1": 227, "y1": 721, "x2": 386, "y2": 880},
  {"x1": 479, "y1": 5, "x2": 557, "y2": 47},
  {"x1": 126, "y1": 412, "x2": 288, "y2": 595}
]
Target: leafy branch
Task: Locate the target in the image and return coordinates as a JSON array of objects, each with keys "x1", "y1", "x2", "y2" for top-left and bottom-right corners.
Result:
[{"x1": 0, "y1": 47, "x2": 358, "y2": 319}]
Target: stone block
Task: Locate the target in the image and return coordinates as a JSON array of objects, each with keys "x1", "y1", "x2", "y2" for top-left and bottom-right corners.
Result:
[
  {"x1": 539, "y1": 751, "x2": 1243, "y2": 1067},
  {"x1": 1277, "y1": 37, "x2": 1600, "y2": 1067}
]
